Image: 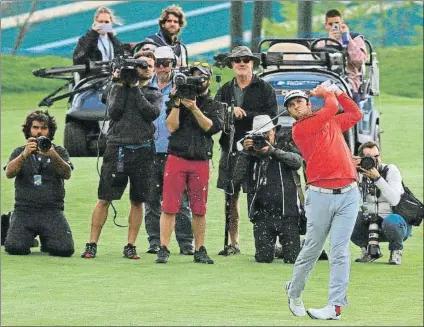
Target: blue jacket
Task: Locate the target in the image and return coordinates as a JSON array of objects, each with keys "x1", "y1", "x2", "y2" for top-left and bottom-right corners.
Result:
[{"x1": 151, "y1": 74, "x2": 173, "y2": 153}]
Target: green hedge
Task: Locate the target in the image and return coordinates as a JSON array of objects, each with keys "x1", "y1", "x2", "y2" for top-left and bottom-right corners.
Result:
[{"x1": 2, "y1": 45, "x2": 423, "y2": 98}]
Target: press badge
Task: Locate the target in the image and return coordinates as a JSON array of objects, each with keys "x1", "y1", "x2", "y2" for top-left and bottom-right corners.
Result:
[{"x1": 34, "y1": 174, "x2": 42, "y2": 186}]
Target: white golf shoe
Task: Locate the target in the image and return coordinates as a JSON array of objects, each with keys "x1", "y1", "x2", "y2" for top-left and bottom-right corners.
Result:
[
  {"x1": 307, "y1": 305, "x2": 341, "y2": 320},
  {"x1": 285, "y1": 281, "x2": 306, "y2": 317}
]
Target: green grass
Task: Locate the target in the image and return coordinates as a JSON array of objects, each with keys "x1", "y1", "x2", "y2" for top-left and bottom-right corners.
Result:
[
  {"x1": 2, "y1": 44, "x2": 423, "y2": 98},
  {"x1": 1, "y1": 90, "x2": 423, "y2": 326}
]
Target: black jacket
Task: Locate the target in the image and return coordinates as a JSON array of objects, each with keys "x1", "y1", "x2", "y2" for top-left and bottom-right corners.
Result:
[
  {"x1": 143, "y1": 29, "x2": 188, "y2": 66},
  {"x1": 73, "y1": 29, "x2": 126, "y2": 65},
  {"x1": 217, "y1": 75, "x2": 278, "y2": 152},
  {"x1": 166, "y1": 94, "x2": 224, "y2": 160},
  {"x1": 106, "y1": 83, "x2": 161, "y2": 145},
  {"x1": 245, "y1": 133, "x2": 302, "y2": 220}
]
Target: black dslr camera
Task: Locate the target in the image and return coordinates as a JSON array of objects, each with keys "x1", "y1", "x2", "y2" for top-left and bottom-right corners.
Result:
[
  {"x1": 360, "y1": 155, "x2": 377, "y2": 170},
  {"x1": 173, "y1": 67, "x2": 207, "y2": 100},
  {"x1": 36, "y1": 136, "x2": 52, "y2": 151},
  {"x1": 112, "y1": 55, "x2": 148, "y2": 85},
  {"x1": 247, "y1": 134, "x2": 267, "y2": 148}
]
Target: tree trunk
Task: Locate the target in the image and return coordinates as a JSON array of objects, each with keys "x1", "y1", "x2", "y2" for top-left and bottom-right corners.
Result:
[
  {"x1": 251, "y1": 1, "x2": 264, "y2": 52},
  {"x1": 230, "y1": 1, "x2": 244, "y2": 49},
  {"x1": 297, "y1": 1, "x2": 313, "y2": 38}
]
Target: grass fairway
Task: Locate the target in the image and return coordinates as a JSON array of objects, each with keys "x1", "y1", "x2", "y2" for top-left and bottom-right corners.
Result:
[{"x1": 1, "y1": 91, "x2": 423, "y2": 326}]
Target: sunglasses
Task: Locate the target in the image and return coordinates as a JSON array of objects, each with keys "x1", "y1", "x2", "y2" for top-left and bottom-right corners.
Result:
[
  {"x1": 97, "y1": 20, "x2": 110, "y2": 24},
  {"x1": 232, "y1": 57, "x2": 251, "y2": 64},
  {"x1": 192, "y1": 61, "x2": 210, "y2": 67},
  {"x1": 155, "y1": 60, "x2": 172, "y2": 68}
]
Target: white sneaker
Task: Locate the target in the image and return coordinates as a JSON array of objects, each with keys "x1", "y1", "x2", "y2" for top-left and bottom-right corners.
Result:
[
  {"x1": 307, "y1": 305, "x2": 341, "y2": 320},
  {"x1": 285, "y1": 281, "x2": 306, "y2": 317},
  {"x1": 389, "y1": 250, "x2": 402, "y2": 265}
]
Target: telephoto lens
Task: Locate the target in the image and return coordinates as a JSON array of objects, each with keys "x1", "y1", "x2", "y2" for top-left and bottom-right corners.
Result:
[
  {"x1": 36, "y1": 136, "x2": 52, "y2": 151},
  {"x1": 360, "y1": 156, "x2": 377, "y2": 170}
]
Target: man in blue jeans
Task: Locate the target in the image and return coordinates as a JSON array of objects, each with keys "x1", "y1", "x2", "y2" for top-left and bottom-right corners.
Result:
[
  {"x1": 351, "y1": 141, "x2": 412, "y2": 265},
  {"x1": 283, "y1": 84, "x2": 362, "y2": 320}
]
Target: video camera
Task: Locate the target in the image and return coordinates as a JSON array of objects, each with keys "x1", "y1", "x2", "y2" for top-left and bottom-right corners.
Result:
[
  {"x1": 112, "y1": 55, "x2": 148, "y2": 85},
  {"x1": 36, "y1": 136, "x2": 52, "y2": 151},
  {"x1": 173, "y1": 67, "x2": 207, "y2": 100}
]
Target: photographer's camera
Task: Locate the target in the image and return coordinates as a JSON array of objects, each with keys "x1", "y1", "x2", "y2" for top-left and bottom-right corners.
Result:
[
  {"x1": 173, "y1": 67, "x2": 207, "y2": 100},
  {"x1": 360, "y1": 155, "x2": 377, "y2": 170},
  {"x1": 36, "y1": 136, "x2": 52, "y2": 151}
]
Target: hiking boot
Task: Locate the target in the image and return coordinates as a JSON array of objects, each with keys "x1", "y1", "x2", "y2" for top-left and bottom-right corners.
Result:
[
  {"x1": 307, "y1": 305, "x2": 341, "y2": 320},
  {"x1": 218, "y1": 243, "x2": 240, "y2": 256},
  {"x1": 179, "y1": 244, "x2": 194, "y2": 255},
  {"x1": 285, "y1": 281, "x2": 306, "y2": 317},
  {"x1": 355, "y1": 247, "x2": 382, "y2": 263},
  {"x1": 389, "y1": 250, "x2": 402, "y2": 265},
  {"x1": 123, "y1": 243, "x2": 140, "y2": 259},
  {"x1": 194, "y1": 246, "x2": 214, "y2": 264},
  {"x1": 146, "y1": 244, "x2": 160, "y2": 254},
  {"x1": 156, "y1": 245, "x2": 170, "y2": 263},
  {"x1": 81, "y1": 242, "x2": 97, "y2": 258}
]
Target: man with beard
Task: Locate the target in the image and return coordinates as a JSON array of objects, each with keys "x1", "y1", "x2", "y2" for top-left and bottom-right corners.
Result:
[
  {"x1": 139, "y1": 5, "x2": 188, "y2": 67},
  {"x1": 144, "y1": 46, "x2": 194, "y2": 255},
  {"x1": 81, "y1": 51, "x2": 161, "y2": 260},
  {"x1": 155, "y1": 62, "x2": 224, "y2": 264}
]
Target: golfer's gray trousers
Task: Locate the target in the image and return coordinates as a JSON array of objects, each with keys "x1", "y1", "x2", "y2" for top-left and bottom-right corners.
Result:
[{"x1": 288, "y1": 186, "x2": 360, "y2": 306}]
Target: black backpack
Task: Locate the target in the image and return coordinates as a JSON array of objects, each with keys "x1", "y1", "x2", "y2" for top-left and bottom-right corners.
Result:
[{"x1": 381, "y1": 165, "x2": 423, "y2": 226}]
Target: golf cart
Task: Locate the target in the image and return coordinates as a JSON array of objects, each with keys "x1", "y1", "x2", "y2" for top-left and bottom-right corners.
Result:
[
  {"x1": 33, "y1": 61, "x2": 113, "y2": 157},
  {"x1": 215, "y1": 37, "x2": 381, "y2": 154}
]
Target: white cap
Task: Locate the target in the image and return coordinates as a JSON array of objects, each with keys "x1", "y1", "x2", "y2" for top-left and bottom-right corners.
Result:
[
  {"x1": 283, "y1": 90, "x2": 309, "y2": 107},
  {"x1": 247, "y1": 115, "x2": 280, "y2": 134},
  {"x1": 154, "y1": 46, "x2": 176, "y2": 59}
]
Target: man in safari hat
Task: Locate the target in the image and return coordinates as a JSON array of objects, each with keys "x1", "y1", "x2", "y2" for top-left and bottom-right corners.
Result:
[
  {"x1": 216, "y1": 45, "x2": 277, "y2": 256},
  {"x1": 241, "y1": 115, "x2": 303, "y2": 263}
]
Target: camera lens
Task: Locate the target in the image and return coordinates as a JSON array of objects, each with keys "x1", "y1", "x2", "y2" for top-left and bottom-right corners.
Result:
[
  {"x1": 360, "y1": 156, "x2": 376, "y2": 170},
  {"x1": 36, "y1": 136, "x2": 52, "y2": 151}
]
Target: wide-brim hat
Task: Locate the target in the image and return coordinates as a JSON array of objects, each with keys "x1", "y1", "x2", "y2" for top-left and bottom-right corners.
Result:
[
  {"x1": 283, "y1": 90, "x2": 309, "y2": 108},
  {"x1": 247, "y1": 115, "x2": 281, "y2": 134},
  {"x1": 225, "y1": 46, "x2": 261, "y2": 66}
]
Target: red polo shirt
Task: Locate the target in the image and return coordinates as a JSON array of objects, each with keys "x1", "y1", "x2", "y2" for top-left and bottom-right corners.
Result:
[{"x1": 292, "y1": 92, "x2": 362, "y2": 189}]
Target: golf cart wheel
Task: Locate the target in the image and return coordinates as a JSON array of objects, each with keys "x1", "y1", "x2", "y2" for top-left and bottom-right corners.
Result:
[{"x1": 64, "y1": 121, "x2": 90, "y2": 157}]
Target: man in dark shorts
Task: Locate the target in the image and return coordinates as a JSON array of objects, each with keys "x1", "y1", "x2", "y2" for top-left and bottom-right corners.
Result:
[{"x1": 81, "y1": 51, "x2": 161, "y2": 259}]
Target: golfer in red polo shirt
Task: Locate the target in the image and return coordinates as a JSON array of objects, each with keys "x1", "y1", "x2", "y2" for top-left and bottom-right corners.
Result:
[{"x1": 283, "y1": 83, "x2": 362, "y2": 320}]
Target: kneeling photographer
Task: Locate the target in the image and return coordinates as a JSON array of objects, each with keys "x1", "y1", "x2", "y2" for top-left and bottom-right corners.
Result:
[
  {"x1": 351, "y1": 141, "x2": 413, "y2": 265},
  {"x1": 4, "y1": 110, "x2": 74, "y2": 257},
  {"x1": 241, "y1": 116, "x2": 302, "y2": 263},
  {"x1": 81, "y1": 51, "x2": 161, "y2": 259},
  {"x1": 156, "y1": 62, "x2": 224, "y2": 264}
]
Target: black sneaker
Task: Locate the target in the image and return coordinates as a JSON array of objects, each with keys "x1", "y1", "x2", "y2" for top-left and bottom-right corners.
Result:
[
  {"x1": 81, "y1": 242, "x2": 97, "y2": 258},
  {"x1": 156, "y1": 245, "x2": 170, "y2": 263},
  {"x1": 180, "y1": 244, "x2": 194, "y2": 255},
  {"x1": 146, "y1": 244, "x2": 160, "y2": 254},
  {"x1": 218, "y1": 243, "x2": 240, "y2": 256},
  {"x1": 194, "y1": 246, "x2": 214, "y2": 264},
  {"x1": 123, "y1": 243, "x2": 140, "y2": 259}
]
